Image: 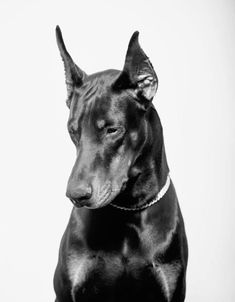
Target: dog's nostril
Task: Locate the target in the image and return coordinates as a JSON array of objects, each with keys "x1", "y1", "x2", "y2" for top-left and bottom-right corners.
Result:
[
  {"x1": 66, "y1": 184, "x2": 92, "y2": 201},
  {"x1": 79, "y1": 191, "x2": 92, "y2": 200}
]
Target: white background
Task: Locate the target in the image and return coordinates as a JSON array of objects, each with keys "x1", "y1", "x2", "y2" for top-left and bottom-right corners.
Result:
[{"x1": 0, "y1": 0, "x2": 234, "y2": 301}]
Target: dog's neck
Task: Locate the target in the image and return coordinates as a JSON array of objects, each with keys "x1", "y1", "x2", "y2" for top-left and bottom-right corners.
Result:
[{"x1": 111, "y1": 106, "x2": 169, "y2": 209}]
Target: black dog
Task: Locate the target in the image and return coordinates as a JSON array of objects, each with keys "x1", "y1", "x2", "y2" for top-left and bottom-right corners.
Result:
[{"x1": 54, "y1": 26, "x2": 188, "y2": 302}]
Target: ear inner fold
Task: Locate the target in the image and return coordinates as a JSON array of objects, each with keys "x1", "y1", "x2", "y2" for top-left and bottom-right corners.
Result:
[{"x1": 114, "y1": 31, "x2": 158, "y2": 103}]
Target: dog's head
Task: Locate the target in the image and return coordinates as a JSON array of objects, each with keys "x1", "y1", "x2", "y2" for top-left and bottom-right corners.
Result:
[{"x1": 56, "y1": 26, "x2": 159, "y2": 209}]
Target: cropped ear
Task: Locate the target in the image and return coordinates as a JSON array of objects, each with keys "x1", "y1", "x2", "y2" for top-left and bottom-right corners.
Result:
[
  {"x1": 55, "y1": 26, "x2": 87, "y2": 107},
  {"x1": 113, "y1": 31, "x2": 158, "y2": 108}
]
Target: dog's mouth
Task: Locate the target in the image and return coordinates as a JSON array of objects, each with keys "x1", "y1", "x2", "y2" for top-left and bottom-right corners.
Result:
[
  {"x1": 70, "y1": 179, "x2": 128, "y2": 209},
  {"x1": 70, "y1": 198, "x2": 89, "y2": 208}
]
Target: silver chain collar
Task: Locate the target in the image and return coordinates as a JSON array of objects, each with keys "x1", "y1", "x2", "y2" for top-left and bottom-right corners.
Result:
[{"x1": 110, "y1": 174, "x2": 171, "y2": 211}]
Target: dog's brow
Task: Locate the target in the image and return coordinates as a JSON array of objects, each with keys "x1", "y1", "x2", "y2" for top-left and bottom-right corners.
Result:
[
  {"x1": 130, "y1": 131, "x2": 138, "y2": 142},
  {"x1": 97, "y1": 119, "x2": 105, "y2": 129}
]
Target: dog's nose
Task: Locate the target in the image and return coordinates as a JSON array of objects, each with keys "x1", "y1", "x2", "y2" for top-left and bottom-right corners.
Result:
[{"x1": 66, "y1": 183, "x2": 92, "y2": 204}]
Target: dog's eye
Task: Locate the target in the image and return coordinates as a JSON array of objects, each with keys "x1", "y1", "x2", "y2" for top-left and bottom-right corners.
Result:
[
  {"x1": 105, "y1": 126, "x2": 125, "y2": 139},
  {"x1": 106, "y1": 127, "x2": 119, "y2": 135}
]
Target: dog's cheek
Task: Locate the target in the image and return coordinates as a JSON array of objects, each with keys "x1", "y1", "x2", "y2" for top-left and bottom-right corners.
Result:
[{"x1": 109, "y1": 149, "x2": 132, "y2": 187}]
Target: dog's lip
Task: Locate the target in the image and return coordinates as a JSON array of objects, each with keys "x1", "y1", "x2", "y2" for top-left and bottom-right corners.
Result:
[
  {"x1": 70, "y1": 198, "x2": 89, "y2": 208},
  {"x1": 73, "y1": 189, "x2": 115, "y2": 209},
  {"x1": 96, "y1": 188, "x2": 113, "y2": 207},
  {"x1": 80, "y1": 188, "x2": 112, "y2": 209},
  {"x1": 93, "y1": 179, "x2": 128, "y2": 208}
]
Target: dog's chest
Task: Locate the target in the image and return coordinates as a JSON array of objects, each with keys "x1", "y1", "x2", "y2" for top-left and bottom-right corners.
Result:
[
  {"x1": 67, "y1": 253, "x2": 124, "y2": 290},
  {"x1": 67, "y1": 251, "x2": 181, "y2": 302}
]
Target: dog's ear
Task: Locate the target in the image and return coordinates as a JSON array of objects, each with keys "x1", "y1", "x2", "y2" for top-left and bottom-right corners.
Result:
[
  {"x1": 55, "y1": 26, "x2": 87, "y2": 107},
  {"x1": 113, "y1": 31, "x2": 158, "y2": 109}
]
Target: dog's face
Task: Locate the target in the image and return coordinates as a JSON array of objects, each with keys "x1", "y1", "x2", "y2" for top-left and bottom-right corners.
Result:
[
  {"x1": 66, "y1": 71, "x2": 148, "y2": 208},
  {"x1": 56, "y1": 27, "x2": 158, "y2": 208}
]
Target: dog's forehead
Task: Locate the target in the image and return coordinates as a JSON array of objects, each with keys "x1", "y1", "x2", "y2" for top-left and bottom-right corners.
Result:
[
  {"x1": 76, "y1": 69, "x2": 121, "y2": 103},
  {"x1": 69, "y1": 69, "x2": 129, "y2": 123},
  {"x1": 85, "y1": 69, "x2": 121, "y2": 86}
]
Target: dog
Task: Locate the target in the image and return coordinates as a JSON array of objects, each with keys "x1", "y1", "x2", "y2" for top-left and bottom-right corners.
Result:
[{"x1": 54, "y1": 26, "x2": 188, "y2": 302}]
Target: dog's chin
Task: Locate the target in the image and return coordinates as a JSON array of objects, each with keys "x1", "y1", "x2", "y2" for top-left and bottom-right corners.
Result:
[
  {"x1": 73, "y1": 199, "x2": 109, "y2": 209},
  {"x1": 84, "y1": 193, "x2": 115, "y2": 209}
]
